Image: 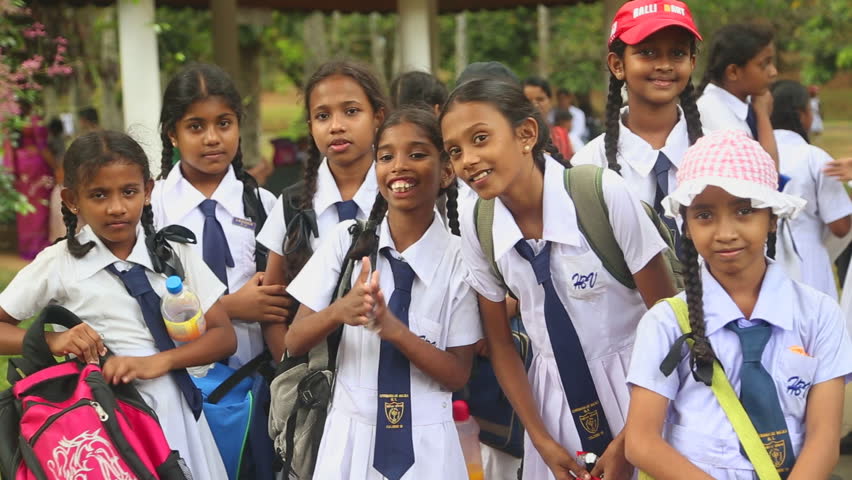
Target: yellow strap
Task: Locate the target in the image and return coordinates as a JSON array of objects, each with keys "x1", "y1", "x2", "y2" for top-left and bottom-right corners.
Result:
[{"x1": 639, "y1": 299, "x2": 781, "y2": 480}]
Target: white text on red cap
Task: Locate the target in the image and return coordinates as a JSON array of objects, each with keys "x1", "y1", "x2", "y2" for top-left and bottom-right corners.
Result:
[{"x1": 633, "y1": 4, "x2": 686, "y2": 19}]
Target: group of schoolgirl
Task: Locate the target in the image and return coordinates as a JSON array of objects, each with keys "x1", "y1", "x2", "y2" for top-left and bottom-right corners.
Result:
[{"x1": 0, "y1": 1, "x2": 850, "y2": 480}]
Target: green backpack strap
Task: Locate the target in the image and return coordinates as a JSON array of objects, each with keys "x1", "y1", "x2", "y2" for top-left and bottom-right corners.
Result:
[
  {"x1": 563, "y1": 165, "x2": 636, "y2": 289},
  {"x1": 474, "y1": 197, "x2": 507, "y2": 290},
  {"x1": 638, "y1": 298, "x2": 782, "y2": 480}
]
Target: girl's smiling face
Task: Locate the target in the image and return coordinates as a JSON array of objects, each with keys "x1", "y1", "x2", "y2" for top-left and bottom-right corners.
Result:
[
  {"x1": 684, "y1": 186, "x2": 775, "y2": 281},
  {"x1": 169, "y1": 96, "x2": 240, "y2": 183},
  {"x1": 376, "y1": 122, "x2": 453, "y2": 213},
  {"x1": 309, "y1": 74, "x2": 384, "y2": 169},
  {"x1": 61, "y1": 161, "x2": 153, "y2": 259},
  {"x1": 441, "y1": 101, "x2": 536, "y2": 200},
  {"x1": 609, "y1": 26, "x2": 696, "y2": 107}
]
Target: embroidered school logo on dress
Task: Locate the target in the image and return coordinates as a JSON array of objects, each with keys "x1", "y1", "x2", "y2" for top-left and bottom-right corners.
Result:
[
  {"x1": 786, "y1": 376, "x2": 811, "y2": 397},
  {"x1": 48, "y1": 429, "x2": 135, "y2": 480},
  {"x1": 381, "y1": 393, "x2": 408, "y2": 427},
  {"x1": 573, "y1": 401, "x2": 604, "y2": 437}
]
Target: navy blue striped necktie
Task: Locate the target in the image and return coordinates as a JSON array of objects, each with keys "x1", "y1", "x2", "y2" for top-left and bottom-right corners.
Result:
[
  {"x1": 513, "y1": 240, "x2": 613, "y2": 454},
  {"x1": 199, "y1": 199, "x2": 234, "y2": 290},
  {"x1": 336, "y1": 200, "x2": 359, "y2": 222},
  {"x1": 726, "y1": 321, "x2": 794, "y2": 477},
  {"x1": 372, "y1": 249, "x2": 416, "y2": 480},
  {"x1": 105, "y1": 264, "x2": 203, "y2": 419},
  {"x1": 652, "y1": 152, "x2": 681, "y2": 253}
]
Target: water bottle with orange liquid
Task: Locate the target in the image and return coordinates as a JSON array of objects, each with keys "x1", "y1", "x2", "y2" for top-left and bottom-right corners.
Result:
[
  {"x1": 161, "y1": 275, "x2": 212, "y2": 377},
  {"x1": 453, "y1": 400, "x2": 484, "y2": 480}
]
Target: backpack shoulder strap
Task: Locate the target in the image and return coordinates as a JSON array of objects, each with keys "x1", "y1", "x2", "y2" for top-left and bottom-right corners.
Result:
[
  {"x1": 281, "y1": 180, "x2": 307, "y2": 228},
  {"x1": 664, "y1": 298, "x2": 782, "y2": 480},
  {"x1": 474, "y1": 197, "x2": 514, "y2": 297},
  {"x1": 563, "y1": 165, "x2": 635, "y2": 289}
]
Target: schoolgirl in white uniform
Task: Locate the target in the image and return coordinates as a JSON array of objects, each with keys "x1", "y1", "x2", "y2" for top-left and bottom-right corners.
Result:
[
  {"x1": 696, "y1": 23, "x2": 780, "y2": 163},
  {"x1": 153, "y1": 63, "x2": 280, "y2": 368},
  {"x1": 258, "y1": 60, "x2": 387, "y2": 362},
  {"x1": 285, "y1": 107, "x2": 481, "y2": 479},
  {"x1": 573, "y1": 0, "x2": 703, "y2": 250},
  {"x1": 769, "y1": 79, "x2": 852, "y2": 300},
  {"x1": 0, "y1": 132, "x2": 231, "y2": 478},
  {"x1": 624, "y1": 130, "x2": 852, "y2": 479},
  {"x1": 441, "y1": 76, "x2": 676, "y2": 480}
]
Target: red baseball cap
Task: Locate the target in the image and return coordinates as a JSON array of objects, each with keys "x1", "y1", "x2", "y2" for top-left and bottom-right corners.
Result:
[{"x1": 609, "y1": 0, "x2": 702, "y2": 46}]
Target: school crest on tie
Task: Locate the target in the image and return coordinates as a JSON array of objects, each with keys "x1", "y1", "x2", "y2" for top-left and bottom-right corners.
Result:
[
  {"x1": 384, "y1": 400, "x2": 405, "y2": 426},
  {"x1": 580, "y1": 409, "x2": 600, "y2": 434},
  {"x1": 765, "y1": 439, "x2": 786, "y2": 468}
]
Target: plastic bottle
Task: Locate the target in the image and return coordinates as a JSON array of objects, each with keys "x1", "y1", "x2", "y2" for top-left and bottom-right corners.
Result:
[
  {"x1": 161, "y1": 276, "x2": 212, "y2": 377},
  {"x1": 453, "y1": 400, "x2": 484, "y2": 480}
]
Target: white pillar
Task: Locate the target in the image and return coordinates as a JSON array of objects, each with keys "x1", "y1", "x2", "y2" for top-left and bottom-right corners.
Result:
[
  {"x1": 117, "y1": 0, "x2": 162, "y2": 176},
  {"x1": 397, "y1": 0, "x2": 434, "y2": 72}
]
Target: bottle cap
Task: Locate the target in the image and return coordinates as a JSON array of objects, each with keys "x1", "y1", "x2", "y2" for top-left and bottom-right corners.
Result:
[
  {"x1": 452, "y1": 400, "x2": 470, "y2": 421},
  {"x1": 166, "y1": 276, "x2": 183, "y2": 294}
]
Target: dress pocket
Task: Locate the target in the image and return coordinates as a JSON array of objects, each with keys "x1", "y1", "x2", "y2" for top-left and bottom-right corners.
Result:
[
  {"x1": 553, "y1": 250, "x2": 608, "y2": 301},
  {"x1": 411, "y1": 316, "x2": 442, "y2": 348},
  {"x1": 774, "y1": 350, "x2": 818, "y2": 421}
]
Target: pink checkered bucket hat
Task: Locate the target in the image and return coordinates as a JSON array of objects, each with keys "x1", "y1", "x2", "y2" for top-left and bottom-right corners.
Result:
[{"x1": 663, "y1": 130, "x2": 806, "y2": 219}]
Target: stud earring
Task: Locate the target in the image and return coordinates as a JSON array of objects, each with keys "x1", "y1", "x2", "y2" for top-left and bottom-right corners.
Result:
[
  {"x1": 71, "y1": 207, "x2": 78, "y2": 214},
  {"x1": 524, "y1": 145, "x2": 531, "y2": 152}
]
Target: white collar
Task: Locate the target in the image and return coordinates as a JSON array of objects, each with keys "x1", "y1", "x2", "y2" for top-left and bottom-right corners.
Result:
[
  {"x1": 701, "y1": 259, "x2": 794, "y2": 336},
  {"x1": 377, "y1": 213, "x2": 449, "y2": 287},
  {"x1": 492, "y1": 156, "x2": 582, "y2": 261},
  {"x1": 774, "y1": 129, "x2": 808, "y2": 147},
  {"x1": 74, "y1": 224, "x2": 155, "y2": 281},
  {"x1": 617, "y1": 105, "x2": 690, "y2": 177},
  {"x1": 313, "y1": 159, "x2": 378, "y2": 218},
  {"x1": 704, "y1": 83, "x2": 750, "y2": 122},
  {"x1": 161, "y1": 164, "x2": 245, "y2": 220}
]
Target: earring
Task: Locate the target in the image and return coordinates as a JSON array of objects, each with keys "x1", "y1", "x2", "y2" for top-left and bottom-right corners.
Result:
[
  {"x1": 71, "y1": 207, "x2": 78, "y2": 214},
  {"x1": 523, "y1": 145, "x2": 531, "y2": 153}
]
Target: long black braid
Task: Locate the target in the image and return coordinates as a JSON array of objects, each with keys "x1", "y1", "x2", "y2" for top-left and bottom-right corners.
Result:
[
  {"x1": 603, "y1": 40, "x2": 628, "y2": 175},
  {"x1": 679, "y1": 218, "x2": 715, "y2": 379}
]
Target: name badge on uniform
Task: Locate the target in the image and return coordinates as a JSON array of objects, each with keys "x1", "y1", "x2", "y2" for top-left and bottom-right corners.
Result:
[{"x1": 232, "y1": 217, "x2": 256, "y2": 230}]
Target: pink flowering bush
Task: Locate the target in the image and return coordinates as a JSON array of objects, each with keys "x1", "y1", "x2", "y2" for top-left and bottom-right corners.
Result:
[{"x1": 1, "y1": 0, "x2": 73, "y2": 142}]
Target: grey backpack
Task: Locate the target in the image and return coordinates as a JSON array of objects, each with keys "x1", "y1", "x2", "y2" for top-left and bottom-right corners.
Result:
[{"x1": 268, "y1": 220, "x2": 375, "y2": 479}]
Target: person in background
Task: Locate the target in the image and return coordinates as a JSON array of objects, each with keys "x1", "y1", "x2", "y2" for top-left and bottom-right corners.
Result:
[
  {"x1": 808, "y1": 85, "x2": 824, "y2": 137},
  {"x1": 556, "y1": 87, "x2": 589, "y2": 143},
  {"x1": 47, "y1": 117, "x2": 68, "y2": 242},
  {"x1": 77, "y1": 106, "x2": 100, "y2": 134},
  {"x1": 390, "y1": 70, "x2": 448, "y2": 115}
]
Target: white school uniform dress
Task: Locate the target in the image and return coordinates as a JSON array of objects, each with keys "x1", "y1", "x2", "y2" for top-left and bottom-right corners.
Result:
[
  {"x1": 257, "y1": 159, "x2": 378, "y2": 255},
  {"x1": 0, "y1": 225, "x2": 229, "y2": 479},
  {"x1": 627, "y1": 260, "x2": 852, "y2": 479},
  {"x1": 773, "y1": 129, "x2": 852, "y2": 300},
  {"x1": 697, "y1": 83, "x2": 753, "y2": 136},
  {"x1": 460, "y1": 156, "x2": 668, "y2": 480},
  {"x1": 572, "y1": 105, "x2": 690, "y2": 208},
  {"x1": 152, "y1": 165, "x2": 277, "y2": 368},
  {"x1": 287, "y1": 215, "x2": 483, "y2": 480}
]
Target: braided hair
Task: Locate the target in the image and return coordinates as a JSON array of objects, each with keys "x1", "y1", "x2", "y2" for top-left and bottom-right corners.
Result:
[
  {"x1": 605, "y1": 38, "x2": 703, "y2": 174},
  {"x1": 441, "y1": 78, "x2": 572, "y2": 174},
  {"x1": 349, "y1": 106, "x2": 458, "y2": 260},
  {"x1": 679, "y1": 215, "x2": 715, "y2": 379},
  {"x1": 158, "y1": 63, "x2": 264, "y2": 232},
  {"x1": 62, "y1": 131, "x2": 155, "y2": 258},
  {"x1": 286, "y1": 60, "x2": 389, "y2": 276}
]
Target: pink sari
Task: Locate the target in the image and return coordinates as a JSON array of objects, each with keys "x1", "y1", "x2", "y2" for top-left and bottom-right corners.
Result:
[{"x1": 3, "y1": 117, "x2": 54, "y2": 260}]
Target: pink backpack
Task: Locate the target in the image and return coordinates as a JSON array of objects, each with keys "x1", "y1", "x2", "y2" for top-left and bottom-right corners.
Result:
[{"x1": 0, "y1": 305, "x2": 192, "y2": 480}]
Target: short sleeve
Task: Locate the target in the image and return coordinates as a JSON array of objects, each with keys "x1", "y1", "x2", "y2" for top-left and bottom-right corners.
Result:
[
  {"x1": 809, "y1": 294, "x2": 852, "y2": 384},
  {"x1": 601, "y1": 169, "x2": 668, "y2": 274},
  {"x1": 444, "y1": 263, "x2": 483, "y2": 348},
  {"x1": 626, "y1": 299, "x2": 684, "y2": 400},
  {"x1": 256, "y1": 195, "x2": 286, "y2": 256},
  {"x1": 812, "y1": 147, "x2": 852, "y2": 225},
  {"x1": 458, "y1": 202, "x2": 508, "y2": 303},
  {"x1": 287, "y1": 221, "x2": 353, "y2": 313},
  {"x1": 173, "y1": 242, "x2": 226, "y2": 313},
  {"x1": 0, "y1": 244, "x2": 64, "y2": 321}
]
